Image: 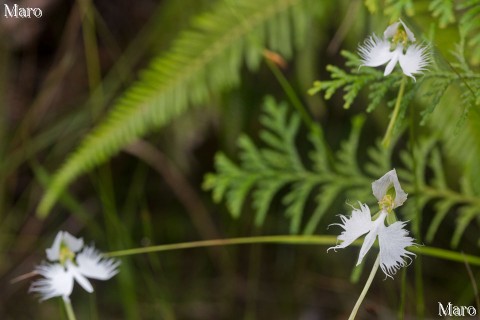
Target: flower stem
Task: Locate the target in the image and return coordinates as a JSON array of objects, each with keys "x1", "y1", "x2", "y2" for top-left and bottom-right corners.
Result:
[
  {"x1": 106, "y1": 235, "x2": 336, "y2": 257},
  {"x1": 382, "y1": 76, "x2": 407, "y2": 148},
  {"x1": 104, "y1": 235, "x2": 480, "y2": 267},
  {"x1": 348, "y1": 255, "x2": 380, "y2": 320},
  {"x1": 63, "y1": 298, "x2": 77, "y2": 320}
]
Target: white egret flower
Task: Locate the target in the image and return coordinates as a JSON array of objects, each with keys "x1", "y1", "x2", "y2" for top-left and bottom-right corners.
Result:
[
  {"x1": 358, "y1": 20, "x2": 429, "y2": 80},
  {"x1": 30, "y1": 231, "x2": 120, "y2": 302},
  {"x1": 328, "y1": 169, "x2": 416, "y2": 278}
]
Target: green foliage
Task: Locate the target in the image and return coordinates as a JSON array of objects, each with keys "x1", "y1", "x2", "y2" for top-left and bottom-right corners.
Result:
[
  {"x1": 309, "y1": 42, "x2": 480, "y2": 125},
  {"x1": 37, "y1": 0, "x2": 317, "y2": 216},
  {"x1": 429, "y1": 0, "x2": 455, "y2": 28},
  {"x1": 364, "y1": 0, "x2": 379, "y2": 14},
  {"x1": 399, "y1": 141, "x2": 480, "y2": 247},
  {"x1": 204, "y1": 96, "x2": 374, "y2": 234},
  {"x1": 306, "y1": 17, "x2": 480, "y2": 245},
  {"x1": 308, "y1": 50, "x2": 404, "y2": 113},
  {"x1": 361, "y1": 0, "x2": 479, "y2": 64},
  {"x1": 457, "y1": 0, "x2": 480, "y2": 65},
  {"x1": 205, "y1": 96, "x2": 480, "y2": 245},
  {"x1": 385, "y1": 0, "x2": 415, "y2": 20}
]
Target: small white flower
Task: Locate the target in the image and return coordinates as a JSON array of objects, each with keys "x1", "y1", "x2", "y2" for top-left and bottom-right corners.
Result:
[
  {"x1": 29, "y1": 231, "x2": 120, "y2": 302},
  {"x1": 358, "y1": 19, "x2": 429, "y2": 80},
  {"x1": 328, "y1": 170, "x2": 416, "y2": 278}
]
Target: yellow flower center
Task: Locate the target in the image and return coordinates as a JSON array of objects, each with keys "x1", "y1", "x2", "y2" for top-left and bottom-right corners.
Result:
[
  {"x1": 59, "y1": 242, "x2": 76, "y2": 266},
  {"x1": 379, "y1": 194, "x2": 395, "y2": 213},
  {"x1": 389, "y1": 27, "x2": 412, "y2": 53},
  {"x1": 393, "y1": 29, "x2": 408, "y2": 46}
]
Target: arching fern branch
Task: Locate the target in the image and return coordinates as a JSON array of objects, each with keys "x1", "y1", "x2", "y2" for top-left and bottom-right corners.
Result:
[
  {"x1": 204, "y1": 96, "x2": 375, "y2": 235},
  {"x1": 204, "y1": 96, "x2": 480, "y2": 244},
  {"x1": 37, "y1": 0, "x2": 319, "y2": 217},
  {"x1": 457, "y1": 0, "x2": 480, "y2": 65},
  {"x1": 398, "y1": 138, "x2": 480, "y2": 248},
  {"x1": 308, "y1": 48, "x2": 480, "y2": 126}
]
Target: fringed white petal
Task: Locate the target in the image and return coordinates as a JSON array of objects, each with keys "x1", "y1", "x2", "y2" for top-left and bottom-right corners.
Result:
[
  {"x1": 76, "y1": 246, "x2": 120, "y2": 280},
  {"x1": 358, "y1": 35, "x2": 393, "y2": 67},
  {"x1": 328, "y1": 203, "x2": 373, "y2": 251},
  {"x1": 372, "y1": 169, "x2": 407, "y2": 208},
  {"x1": 357, "y1": 210, "x2": 387, "y2": 265},
  {"x1": 398, "y1": 44, "x2": 430, "y2": 81},
  {"x1": 378, "y1": 221, "x2": 416, "y2": 278},
  {"x1": 29, "y1": 264, "x2": 74, "y2": 301}
]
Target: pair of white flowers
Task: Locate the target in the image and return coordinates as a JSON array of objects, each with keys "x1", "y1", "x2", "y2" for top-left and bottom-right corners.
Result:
[
  {"x1": 359, "y1": 19, "x2": 429, "y2": 80},
  {"x1": 29, "y1": 178, "x2": 412, "y2": 304},
  {"x1": 329, "y1": 169, "x2": 416, "y2": 278},
  {"x1": 30, "y1": 231, "x2": 120, "y2": 302}
]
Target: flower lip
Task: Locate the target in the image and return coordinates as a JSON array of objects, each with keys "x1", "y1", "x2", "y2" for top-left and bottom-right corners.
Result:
[{"x1": 372, "y1": 169, "x2": 407, "y2": 210}]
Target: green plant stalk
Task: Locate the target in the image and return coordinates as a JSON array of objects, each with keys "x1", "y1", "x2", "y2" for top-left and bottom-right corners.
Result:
[
  {"x1": 93, "y1": 166, "x2": 139, "y2": 320},
  {"x1": 78, "y1": 0, "x2": 104, "y2": 116},
  {"x1": 104, "y1": 235, "x2": 480, "y2": 266},
  {"x1": 398, "y1": 268, "x2": 407, "y2": 320},
  {"x1": 415, "y1": 257, "x2": 425, "y2": 319},
  {"x1": 266, "y1": 59, "x2": 314, "y2": 131},
  {"x1": 265, "y1": 58, "x2": 329, "y2": 149},
  {"x1": 348, "y1": 255, "x2": 380, "y2": 320},
  {"x1": 63, "y1": 298, "x2": 77, "y2": 320},
  {"x1": 382, "y1": 75, "x2": 407, "y2": 148},
  {"x1": 408, "y1": 84, "x2": 424, "y2": 320}
]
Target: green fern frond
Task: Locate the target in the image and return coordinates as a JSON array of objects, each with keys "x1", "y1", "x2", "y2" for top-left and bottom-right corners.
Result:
[
  {"x1": 429, "y1": 0, "x2": 455, "y2": 28},
  {"x1": 284, "y1": 181, "x2": 316, "y2": 233},
  {"x1": 384, "y1": 0, "x2": 415, "y2": 20},
  {"x1": 399, "y1": 139, "x2": 480, "y2": 246},
  {"x1": 420, "y1": 78, "x2": 454, "y2": 124},
  {"x1": 426, "y1": 199, "x2": 455, "y2": 243},
  {"x1": 451, "y1": 207, "x2": 478, "y2": 247},
  {"x1": 38, "y1": 0, "x2": 316, "y2": 217},
  {"x1": 335, "y1": 115, "x2": 365, "y2": 177},
  {"x1": 457, "y1": 0, "x2": 480, "y2": 65},
  {"x1": 365, "y1": 139, "x2": 392, "y2": 178},
  {"x1": 206, "y1": 95, "x2": 480, "y2": 243},
  {"x1": 204, "y1": 97, "x2": 373, "y2": 233},
  {"x1": 308, "y1": 50, "x2": 391, "y2": 111},
  {"x1": 364, "y1": 0, "x2": 379, "y2": 14},
  {"x1": 204, "y1": 96, "x2": 315, "y2": 229},
  {"x1": 310, "y1": 46, "x2": 480, "y2": 129}
]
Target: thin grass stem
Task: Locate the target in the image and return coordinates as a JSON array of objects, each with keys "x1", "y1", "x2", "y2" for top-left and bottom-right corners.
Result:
[{"x1": 104, "y1": 235, "x2": 480, "y2": 267}]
